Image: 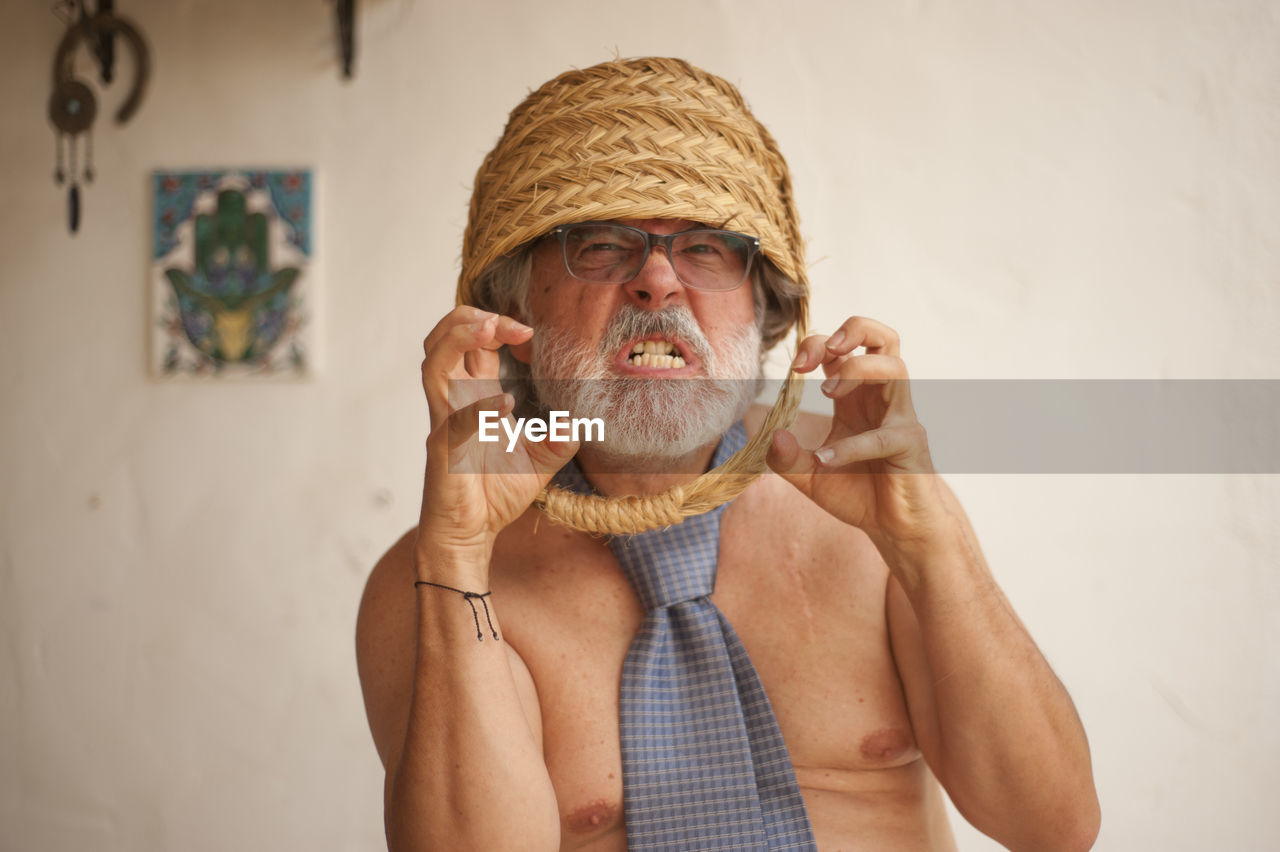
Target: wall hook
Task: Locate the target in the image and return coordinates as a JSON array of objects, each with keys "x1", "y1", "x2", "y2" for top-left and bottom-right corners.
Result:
[{"x1": 335, "y1": 0, "x2": 356, "y2": 79}]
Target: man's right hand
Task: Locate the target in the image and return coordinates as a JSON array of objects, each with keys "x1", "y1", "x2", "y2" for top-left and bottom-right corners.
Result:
[{"x1": 415, "y1": 307, "x2": 577, "y2": 580}]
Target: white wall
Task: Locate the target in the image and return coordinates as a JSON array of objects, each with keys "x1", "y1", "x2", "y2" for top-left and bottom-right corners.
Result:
[{"x1": 2, "y1": 1, "x2": 1277, "y2": 850}]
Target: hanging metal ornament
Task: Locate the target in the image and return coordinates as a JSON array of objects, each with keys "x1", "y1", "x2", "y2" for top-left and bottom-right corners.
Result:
[
  {"x1": 47, "y1": 1, "x2": 151, "y2": 235},
  {"x1": 49, "y1": 78, "x2": 97, "y2": 233}
]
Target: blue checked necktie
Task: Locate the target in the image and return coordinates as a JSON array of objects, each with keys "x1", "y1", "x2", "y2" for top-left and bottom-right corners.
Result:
[{"x1": 555, "y1": 422, "x2": 817, "y2": 850}]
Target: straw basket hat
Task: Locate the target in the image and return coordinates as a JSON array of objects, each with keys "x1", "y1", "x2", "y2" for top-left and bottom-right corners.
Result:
[{"x1": 457, "y1": 56, "x2": 809, "y2": 535}]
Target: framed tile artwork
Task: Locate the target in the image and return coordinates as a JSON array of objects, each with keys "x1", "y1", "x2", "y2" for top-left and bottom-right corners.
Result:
[{"x1": 151, "y1": 169, "x2": 314, "y2": 377}]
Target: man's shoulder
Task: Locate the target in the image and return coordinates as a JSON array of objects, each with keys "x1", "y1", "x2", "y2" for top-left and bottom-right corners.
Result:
[
  {"x1": 357, "y1": 529, "x2": 417, "y2": 676},
  {"x1": 364, "y1": 527, "x2": 417, "y2": 601},
  {"x1": 355, "y1": 528, "x2": 418, "y2": 770}
]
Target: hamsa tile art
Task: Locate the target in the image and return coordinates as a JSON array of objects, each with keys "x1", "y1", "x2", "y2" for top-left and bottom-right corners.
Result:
[{"x1": 151, "y1": 169, "x2": 314, "y2": 377}]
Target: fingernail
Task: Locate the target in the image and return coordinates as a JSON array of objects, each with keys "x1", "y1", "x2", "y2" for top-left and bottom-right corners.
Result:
[
  {"x1": 790, "y1": 351, "x2": 807, "y2": 370},
  {"x1": 814, "y1": 447, "x2": 835, "y2": 465},
  {"x1": 470, "y1": 315, "x2": 496, "y2": 332},
  {"x1": 512, "y1": 319, "x2": 533, "y2": 333},
  {"x1": 826, "y1": 330, "x2": 846, "y2": 350},
  {"x1": 821, "y1": 377, "x2": 839, "y2": 395}
]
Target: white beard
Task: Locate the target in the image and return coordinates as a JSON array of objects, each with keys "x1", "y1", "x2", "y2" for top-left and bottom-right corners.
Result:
[{"x1": 531, "y1": 304, "x2": 763, "y2": 465}]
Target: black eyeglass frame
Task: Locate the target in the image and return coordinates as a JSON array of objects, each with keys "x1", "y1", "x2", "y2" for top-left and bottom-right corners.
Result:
[{"x1": 548, "y1": 221, "x2": 762, "y2": 292}]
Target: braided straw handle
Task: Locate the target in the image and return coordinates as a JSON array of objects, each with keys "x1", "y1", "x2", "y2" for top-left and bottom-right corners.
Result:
[{"x1": 534, "y1": 315, "x2": 808, "y2": 535}]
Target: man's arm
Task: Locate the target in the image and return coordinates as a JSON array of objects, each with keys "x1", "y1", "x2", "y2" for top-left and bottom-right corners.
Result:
[
  {"x1": 357, "y1": 530, "x2": 557, "y2": 850},
  {"x1": 355, "y1": 307, "x2": 576, "y2": 850},
  {"x1": 881, "y1": 483, "x2": 1099, "y2": 852},
  {"x1": 768, "y1": 316, "x2": 1100, "y2": 852}
]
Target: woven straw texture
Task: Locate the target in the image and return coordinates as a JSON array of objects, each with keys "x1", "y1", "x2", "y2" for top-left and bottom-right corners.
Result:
[{"x1": 458, "y1": 57, "x2": 809, "y2": 535}]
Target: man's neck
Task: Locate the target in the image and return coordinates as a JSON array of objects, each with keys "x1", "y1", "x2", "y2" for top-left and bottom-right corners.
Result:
[{"x1": 574, "y1": 441, "x2": 719, "y2": 497}]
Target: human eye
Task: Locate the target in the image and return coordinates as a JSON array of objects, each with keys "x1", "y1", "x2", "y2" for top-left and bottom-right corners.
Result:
[
  {"x1": 676, "y1": 231, "x2": 737, "y2": 262},
  {"x1": 582, "y1": 238, "x2": 626, "y2": 254},
  {"x1": 682, "y1": 239, "x2": 720, "y2": 255},
  {"x1": 568, "y1": 226, "x2": 639, "y2": 265}
]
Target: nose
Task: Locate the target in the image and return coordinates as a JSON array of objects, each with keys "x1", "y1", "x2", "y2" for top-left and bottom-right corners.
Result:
[{"x1": 622, "y1": 244, "x2": 685, "y2": 308}]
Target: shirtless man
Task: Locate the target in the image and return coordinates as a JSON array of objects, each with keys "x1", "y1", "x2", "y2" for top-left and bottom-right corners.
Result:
[{"x1": 356, "y1": 58, "x2": 1100, "y2": 851}]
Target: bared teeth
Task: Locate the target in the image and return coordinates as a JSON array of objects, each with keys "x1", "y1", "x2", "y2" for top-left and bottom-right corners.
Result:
[
  {"x1": 627, "y1": 339, "x2": 684, "y2": 368},
  {"x1": 629, "y1": 352, "x2": 686, "y2": 369},
  {"x1": 635, "y1": 340, "x2": 676, "y2": 356}
]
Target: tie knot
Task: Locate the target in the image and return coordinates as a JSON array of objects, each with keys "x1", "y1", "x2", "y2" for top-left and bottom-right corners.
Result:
[
  {"x1": 552, "y1": 422, "x2": 748, "y2": 611},
  {"x1": 608, "y1": 507, "x2": 725, "y2": 609}
]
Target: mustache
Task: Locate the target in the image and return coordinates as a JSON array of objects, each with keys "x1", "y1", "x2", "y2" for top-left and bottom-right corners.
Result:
[
  {"x1": 597, "y1": 305, "x2": 714, "y2": 365},
  {"x1": 530, "y1": 304, "x2": 716, "y2": 379}
]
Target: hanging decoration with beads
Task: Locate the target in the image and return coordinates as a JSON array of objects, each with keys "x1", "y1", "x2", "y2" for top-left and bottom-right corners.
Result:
[{"x1": 47, "y1": 0, "x2": 151, "y2": 234}]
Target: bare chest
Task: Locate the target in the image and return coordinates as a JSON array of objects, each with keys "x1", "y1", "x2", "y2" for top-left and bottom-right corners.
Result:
[{"x1": 490, "y1": 477, "x2": 924, "y2": 849}]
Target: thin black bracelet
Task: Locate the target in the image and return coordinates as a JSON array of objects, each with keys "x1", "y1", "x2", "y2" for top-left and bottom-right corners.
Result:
[{"x1": 415, "y1": 580, "x2": 499, "y2": 642}]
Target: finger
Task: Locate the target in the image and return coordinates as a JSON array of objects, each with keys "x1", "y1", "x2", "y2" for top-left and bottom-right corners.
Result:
[
  {"x1": 813, "y1": 423, "x2": 930, "y2": 471},
  {"x1": 824, "y1": 317, "x2": 901, "y2": 358},
  {"x1": 493, "y1": 314, "x2": 536, "y2": 345},
  {"x1": 523, "y1": 429, "x2": 581, "y2": 478},
  {"x1": 819, "y1": 354, "x2": 908, "y2": 397},
  {"x1": 462, "y1": 315, "x2": 534, "y2": 383},
  {"x1": 422, "y1": 315, "x2": 532, "y2": 427},
  {"x1": 765, "y1": 428, "x2": 817, "y2": 496},
  {"x1": 421, "y1": 305, "x2": 497, "y2": 355},
  {"x1": 818, "y1": 351, "x2": 918, "y2": 428},
  {"x1": 463, "y1": 314, "x2": 536, "y2": 357},
  {"x1": 422, "y1": 312, "x2": 534, "y2": 377},
  {"x1": 430, "y1": 313, "x2": 523, "y2": 364},
  {"x1": 422, "y1": 314, "x2": 498, "y2": 404},
  {"x1": 789, "y1": 334, "x2": 832, "y2": 373}
]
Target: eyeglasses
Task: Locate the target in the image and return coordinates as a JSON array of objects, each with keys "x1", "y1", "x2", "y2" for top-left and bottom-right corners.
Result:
[{"x1": 550, "y1": 221, "x2": 761, "y2": 292}]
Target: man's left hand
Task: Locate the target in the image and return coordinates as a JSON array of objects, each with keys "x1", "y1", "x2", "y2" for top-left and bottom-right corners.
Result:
[{"x1": 767, "y1": 316, "x2": 951, "y2": 558}]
